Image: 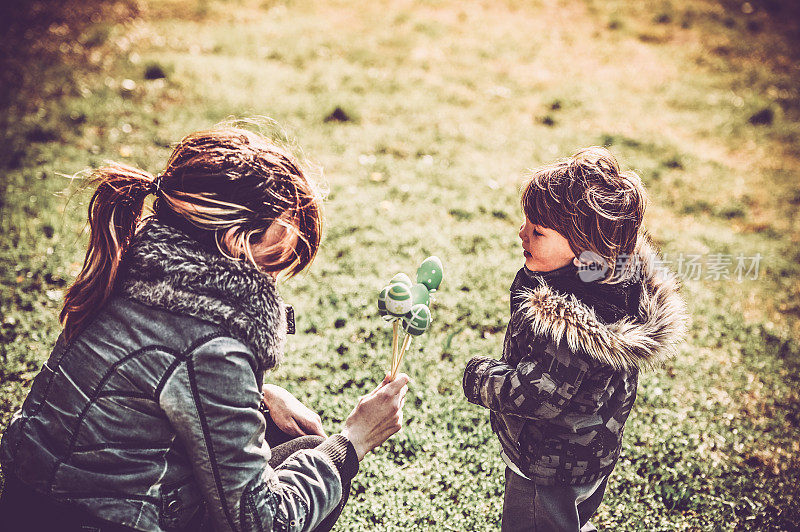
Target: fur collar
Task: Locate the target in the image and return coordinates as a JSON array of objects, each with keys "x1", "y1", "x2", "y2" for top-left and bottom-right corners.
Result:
[
  {"x1": 518, "y1": 235, "x2": 689, "y2": 371},
  {"x1": 119, "y1": 218, "x2": 286, "y2": 371}
]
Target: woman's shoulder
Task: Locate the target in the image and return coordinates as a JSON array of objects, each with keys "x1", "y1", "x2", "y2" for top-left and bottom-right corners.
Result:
[
  {"x1": 117, "y1": 219, "x2": 287, "y2": 371},
  {"x1": 94, "y1": 296, "x2": 238, "y2": 355}
]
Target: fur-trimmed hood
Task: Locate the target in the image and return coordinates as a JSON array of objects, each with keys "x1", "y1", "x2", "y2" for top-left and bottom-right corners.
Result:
[
  {"x1": 518, "y1": 235, "x2": 689, "y2": 372},
  {"x1": 119, "y1": 218, "x2": 286, "y2": 371}
]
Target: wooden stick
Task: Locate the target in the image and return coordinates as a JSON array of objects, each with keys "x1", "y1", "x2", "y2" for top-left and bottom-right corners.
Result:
[
  {"x1": 390, "y1": 334, "x2": 412, "y2": 380},
  {"x1": 391, "y1": 320, "x2": 399, "y2": 377}
]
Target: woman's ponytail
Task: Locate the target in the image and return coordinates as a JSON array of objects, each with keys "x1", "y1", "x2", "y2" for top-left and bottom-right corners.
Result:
[
  {"x1": 60, "y1": 163, "x2": 157, "y2": 341},
  {"x1": 60, "y1": 126, "x2": 325, "y2": 341}
]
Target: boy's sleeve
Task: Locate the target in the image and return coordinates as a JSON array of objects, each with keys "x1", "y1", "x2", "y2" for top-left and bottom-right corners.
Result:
[{"x1": 462, "y1": 332, "x2": 591, "y2": 420}]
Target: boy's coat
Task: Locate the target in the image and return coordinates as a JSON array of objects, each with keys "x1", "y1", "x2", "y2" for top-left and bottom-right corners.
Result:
[{"x1": 463, "y1": 235, "x2": 689, "y2": 485}]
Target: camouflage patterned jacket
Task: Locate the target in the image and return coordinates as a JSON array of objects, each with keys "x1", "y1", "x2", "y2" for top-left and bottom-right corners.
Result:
[{"x1": 463, "y1": 237, "x2": 688, "y2": 486}]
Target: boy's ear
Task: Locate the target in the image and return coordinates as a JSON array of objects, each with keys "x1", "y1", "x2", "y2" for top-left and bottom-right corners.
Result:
[{"x1": 574, "y1": 250, "x2": 605, "y2": 266}]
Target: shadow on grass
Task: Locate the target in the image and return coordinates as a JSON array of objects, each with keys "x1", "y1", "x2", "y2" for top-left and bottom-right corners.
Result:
[{"x1": 0, "y1": 0, "x2": 140, "y2": 170}]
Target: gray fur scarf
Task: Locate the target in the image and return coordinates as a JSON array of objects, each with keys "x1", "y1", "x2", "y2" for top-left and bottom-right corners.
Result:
[{"x1": 119, "y1": 218, "x2": 287, "y2": 372}]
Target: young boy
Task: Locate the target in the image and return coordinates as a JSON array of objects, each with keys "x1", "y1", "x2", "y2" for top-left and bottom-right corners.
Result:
[{"x1": 462, "y1": 147, "x2": 688, "y2": 531}]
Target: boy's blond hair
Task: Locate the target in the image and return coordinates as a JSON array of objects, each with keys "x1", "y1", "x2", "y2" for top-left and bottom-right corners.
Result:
[{"x1": 522, "y1": 146, "x2": 647, "y2": 283}]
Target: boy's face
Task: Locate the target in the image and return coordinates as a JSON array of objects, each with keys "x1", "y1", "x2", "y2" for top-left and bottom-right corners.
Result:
[{"x1": 518, "y1": 217, "x2": 576, "y2": 272}]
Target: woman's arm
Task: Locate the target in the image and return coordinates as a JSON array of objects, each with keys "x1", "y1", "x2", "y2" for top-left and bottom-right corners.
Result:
[
  {"x1": 159, "y1": 336, "x2": 356, "y2": 532},
  {"x1": 159, "y1": 335, "x2": 409, "y2": 532}
]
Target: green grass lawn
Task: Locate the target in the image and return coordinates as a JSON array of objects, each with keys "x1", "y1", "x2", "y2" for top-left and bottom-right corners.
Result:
[{"x1": 2, "y1": 0, "x2": 799, "y2": 530}]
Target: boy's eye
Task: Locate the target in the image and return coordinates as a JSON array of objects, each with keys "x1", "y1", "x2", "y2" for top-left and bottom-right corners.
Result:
[{"x1": 532, "y1": 230, "x2": 542, "y2": 237}]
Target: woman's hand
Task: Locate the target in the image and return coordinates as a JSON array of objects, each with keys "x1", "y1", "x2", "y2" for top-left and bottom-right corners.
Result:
[
  {"x1": 340, "y1": 373, "x2": 410, "y2": 461},
  {"x1": 262, "y1": 384, "x2": 327, "y2": 438}
]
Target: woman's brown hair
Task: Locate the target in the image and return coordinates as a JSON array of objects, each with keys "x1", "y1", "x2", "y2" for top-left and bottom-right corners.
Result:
[
  {"x1": 60, "y1": 126, "x2": 323, "y2": 341},
  {"x1": 521, "y1": 146, "x2": 647, "y2": 283}
]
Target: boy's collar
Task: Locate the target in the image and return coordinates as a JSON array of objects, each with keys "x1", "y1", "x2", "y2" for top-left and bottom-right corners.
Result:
[
  {"x1": 515, "y1": 235, "x2": 689, "y2": 372},
  {"x1": 522, "y1": 260, "x2": 578, "y2": 282}
]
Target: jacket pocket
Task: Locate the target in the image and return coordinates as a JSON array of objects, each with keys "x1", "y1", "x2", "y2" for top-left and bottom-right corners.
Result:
[
  {"x1": 493, "y1": 412, "x2": 527, "y2": 455},
  {"x1": 159, "y1": 477, "x2": 203, "y2": 531},
  {"x1": 505, "y1": 413, "x2": 527, "y2": 441}
]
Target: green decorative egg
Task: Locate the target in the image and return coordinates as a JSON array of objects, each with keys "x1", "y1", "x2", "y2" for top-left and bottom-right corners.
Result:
[
  {"x1": 390, "y1": 272, "x2": 413, "y2": 287},
  {"x1": 385, "y1": 283, "x2": 413, "y2": 316},
  {"x1": 410, "y1": 283, "x2": 430, "y2": 306},
  {"x1": 403, "y1": 304, "x2": 431, "y2": 336},
  {"x1": 416, "y1": 256, "x2": 443, "y2": 291},
  {"x1": 377, "y1": 286, "x2": 390, "y2": 316}
]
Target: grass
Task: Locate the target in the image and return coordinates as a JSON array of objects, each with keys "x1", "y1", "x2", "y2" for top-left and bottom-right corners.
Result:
[{"x1": 2, "y1": 0, "x2": 800, "y2": 530}]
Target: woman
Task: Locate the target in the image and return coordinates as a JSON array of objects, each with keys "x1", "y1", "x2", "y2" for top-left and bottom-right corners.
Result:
[{"x1": 0, "y1": 127, "x2": 409, "y2": 531}]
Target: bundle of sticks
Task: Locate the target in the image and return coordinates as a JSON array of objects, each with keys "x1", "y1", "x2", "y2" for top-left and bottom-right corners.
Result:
[{"x1": 377, "y1": 257, "x2": 443, "y2": 380}]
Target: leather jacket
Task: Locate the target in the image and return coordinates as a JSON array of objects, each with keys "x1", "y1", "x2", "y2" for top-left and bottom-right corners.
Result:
[{"x1": 0, "y1": 219, "x2": 359, "y2": 531}]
